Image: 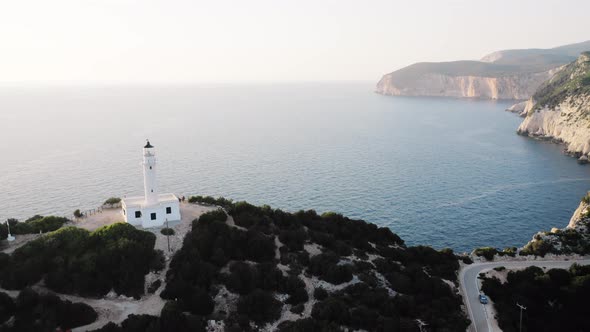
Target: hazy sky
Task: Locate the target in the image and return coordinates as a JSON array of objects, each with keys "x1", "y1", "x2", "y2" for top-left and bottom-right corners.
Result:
[{"x1": 1, "y1": 0, "x2": 588, "y2": 84}]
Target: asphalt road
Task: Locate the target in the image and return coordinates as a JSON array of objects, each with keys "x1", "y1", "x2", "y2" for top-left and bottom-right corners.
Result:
[{"x1": 460, "y1": 259, "x2": 590, "y2": 332}]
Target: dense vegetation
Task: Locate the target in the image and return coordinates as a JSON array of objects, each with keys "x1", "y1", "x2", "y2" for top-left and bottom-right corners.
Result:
[
  {"x1": 0, "y1": 216, "x2": 68, "y2": 239},
  {"x1": 482, "y1": 264, "x2": 590, "y2": 332},
  {"x1": 530, "y1": 52, "x2": 590, "y2": 112},
  {"x1": 163, "y1": 197, "x2": 469, "y2": 331},
  {"x1": 0, "y1": 223, "x2": 163, "y2": 298},
  {"x1": 0, "y1": 288, "x2": 97, "y2": 331},
  {"x1": 90, "y1": 302, "x2": 207, "y2": 332},
  {"x1": 473, "y1": 247, "x2": 517, "y2": 261}
]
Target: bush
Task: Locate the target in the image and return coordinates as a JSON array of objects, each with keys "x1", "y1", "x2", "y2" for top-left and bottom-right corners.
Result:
[
  {"x1": 10, "y1": 215, "x2": 68, "y2": 235},
  {"x1": 311, "y1": 297, "x2": 350, "y2": 324},
  {"x1": 314, "y1": 287, "x2": 328, "y2": 301},
  {"x1": 186, "y1": 287, "x2": 215, "y2": 315},
  {"x1": 188, "y1": 196, "x2": 233, "y2": 209},
  {"x1": 460, "y1": 255, "x2": 474, "y2": 264},
  {"x1": 196, "y1": 209, "x2": 228, "y2": 225},
  {"x1": 237, "y1": 289, "x2": 282, "y2": 324},
  {"x1": 9, "y1": 288, "x2": 97, "y2": 331},
  {"x1": 11, "y1": 222, "x2": 34, "y2": 235},
  {"x1": 0, "y1": 224, "x2": 7, "y2": 240},
  {"x1": 0, "y1": 292, "x2": 14, "y2": 323},
  {"x1": 474, "y1": 247, "x2": 498, "y2": 261},
  {"x1": 0, "y1": 223, "x2": 159, "y2": 298},
  {"x1": 278, "y1": 318, "x2": 342, "y2": 332},
  {"x1": 104, "y1": 197, "x2": 122, "y2": 205},
  {"x1": 163, "y1": 198, "x2": 468, "y2": 332},
  {"x1": 74, "y1": 209, "x2": 83, "y2": 218},
  {"x1": 90, "y1": 310, "x2": 207, "y2": 332},
  {"x1": 290, "y1": 303, "x2": 304, "y2": 314},
  {"x1": 482, "y1": 265, "x2": 590, "y2": 332},
  {"x1": 147, "y1": 279, "x2": 162, "y2": 294},
  {"x1": 493, "y1": 266, "x2": 506, "y2": 272},
  {"x1": 160, "y1": 228, "x2": 175, "y2": 236}
]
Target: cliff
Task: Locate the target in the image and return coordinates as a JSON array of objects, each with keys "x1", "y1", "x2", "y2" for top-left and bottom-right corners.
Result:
[
  {"x1": 376, "y1": 67, "x2": 559, "y2": 99},
  {"x1": 520, "y1": 194, "x2": 590, "y2": 256},
  {"x1": 376, "y1": 40, "x2": 590, "y2": 100},
  {"x1": 517, "y1": 52, "x2": 590, "y2": 156}
]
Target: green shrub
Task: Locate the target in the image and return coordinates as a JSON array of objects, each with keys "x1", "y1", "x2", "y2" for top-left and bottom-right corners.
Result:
[
  {"x1": 0, "y1": 292, "x2": 14, "y2": 324},
  {"x1": 474, "y1": 247, "x2": 498, "y2": 261},
  {"x1": 493, "y1": 266, "x2": 506, "y2": 272},
  {"x1": 147, "y1": 280, "x2": 162, "y2": 294},
  {"x1": 10, "y1": 216, "x2": 68, "y2": 235},
  {"x1": 460, "y1": 255, "x2": 474, "y2": 264},
  {"x1": 482, "y1": 265, "x2": 590, "y2": 331},
  {"x1": 237, "y1": 289, "x2": 282, "y2": 324},
  {"x1": 0, "y1": 223, "x2": 159, "y2": 298},
  {"x1": 74, "y1": 209, "x2": 83, "y2": 218},
  {"x1": 104, "y1": 197, "x2": 121, "y2": 205},
  {"x1": 196, "y1": 209, "x2": 227, "y2": 225},
  {"x1": 11, "y1": 222, "x2": 34, "y2": 235},
  {"x1": 9, "y1": 288, "x2": 97, "y2": 331},
  {"x1": 163, "y1": 199, "x2": 468, "y2": 331},
  {"x1": 188, "y1": 196, "x2": 233, "y2": 208},
  {"x1": 0, "y1": 224, "x2": 7, "y2": 240},
  {"x1": 160, "y1": 228, "x2": 175, "y2": 236},
  {"x1": 314, "y1": 287, "x2": 328, "y2": 301}
]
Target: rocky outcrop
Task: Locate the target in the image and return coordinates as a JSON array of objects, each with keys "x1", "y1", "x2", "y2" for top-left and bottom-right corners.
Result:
[
  {"x1": 519, "y1": 195, "x2": 590, "y2": 256},
  {"x1": 568, "y1": 198, "x2": 589, "y2": 229},
  {"x1": 517, "y1": 53, "x2": 590, "y2": 156},
  {"x1": 376, "y1": 69, "x2": 558, "y2": 100},
  {"x1": 505, "y1": 100, "x2": 529, "y2": 117}
]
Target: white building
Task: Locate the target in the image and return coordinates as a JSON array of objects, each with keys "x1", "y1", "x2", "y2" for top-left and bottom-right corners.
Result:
[{"x1": 122, "y1": 140, "x2": 180, "y2": 228}]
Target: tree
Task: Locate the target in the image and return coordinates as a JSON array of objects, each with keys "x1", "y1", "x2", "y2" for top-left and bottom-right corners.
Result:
[{"x1": 237, "y1": 289, "x2": 282, "y2": 324}]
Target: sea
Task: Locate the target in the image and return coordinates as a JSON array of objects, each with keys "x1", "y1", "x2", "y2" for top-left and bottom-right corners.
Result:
[{"x1": 1, "y1": 82, "x2": 589, "y2": 252}]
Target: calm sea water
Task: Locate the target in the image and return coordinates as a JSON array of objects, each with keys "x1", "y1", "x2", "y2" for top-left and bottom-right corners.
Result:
[{"x1": 1, "y1": 83, "x2": 589, "y2": 252}]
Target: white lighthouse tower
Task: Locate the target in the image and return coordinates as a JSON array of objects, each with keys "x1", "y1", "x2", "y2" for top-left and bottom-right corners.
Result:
[
  {"x1": 121, "y1": 140, "x2": 181, "y2": 228},
  {"x1": 143, "y1": 141, "x2": 158, "y2": 205}
]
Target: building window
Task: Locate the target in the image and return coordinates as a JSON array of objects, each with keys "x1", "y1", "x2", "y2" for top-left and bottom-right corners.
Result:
[
  {"x1": 123, "y1": 209, "x2": 126, "y2": 215},
  {"x1": 151, "y1": 189, "x2": 153, "y2": 192},
  {"x1": 150, "y1": 166, "x2": 152, "y2": 170},
  {"x1": 166, "y1": 207, "x2": 172, "y2": 214},
  {"x1": 135, "y1": 211, "x2": 142, "y2": 218},
  {"x1": 151, "y1": 213, "x2": 157, "y2": 220}
]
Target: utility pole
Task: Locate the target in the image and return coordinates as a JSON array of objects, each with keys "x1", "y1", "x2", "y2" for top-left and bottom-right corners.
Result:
[
  {"x1": 517, "y1": 303, "x2": 527, "y2": 332},
  {"x1": 166, "y1": 218, "x2": 171, "y2": 252}
]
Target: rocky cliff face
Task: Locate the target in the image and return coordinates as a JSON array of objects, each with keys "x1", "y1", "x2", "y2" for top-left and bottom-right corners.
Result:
[
  {"x1": 519, "y1": 195, "x2": 590, "y2": 256},
  {"x1": 376, "y1": 41, "x2": 590, "y2": 100},
  {"x1": 376, "y1": 69, "x2": 557, "y2": 99},
  {"x1": 568, "y1": 199, "x2": 589, "y2": 228},
  {"x1": 517, "y1": 53, "x2": 590, "y2": 156}
]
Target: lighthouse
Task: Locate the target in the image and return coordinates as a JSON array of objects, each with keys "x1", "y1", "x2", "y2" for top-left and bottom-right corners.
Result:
[
  {"x1": 121, "y1": 140, "x2": 181, "y2": 228},
  {"x1": 143, "y1": 141, "x2": 158, "y2": 205}
]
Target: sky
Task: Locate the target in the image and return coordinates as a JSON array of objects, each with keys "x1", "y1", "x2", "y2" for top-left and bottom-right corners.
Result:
[{"x1": 0, "y1": 0, "x2": 588, "y2": 84}]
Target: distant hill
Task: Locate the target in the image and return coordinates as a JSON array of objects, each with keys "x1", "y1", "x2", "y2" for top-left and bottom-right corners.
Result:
[
  {"x1": 376, "y1": 40, "x2": 590, "y2": 100},
  {"x1": 481, "y1": 40, "x2": 590, "y2": 65}
]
